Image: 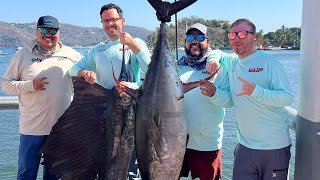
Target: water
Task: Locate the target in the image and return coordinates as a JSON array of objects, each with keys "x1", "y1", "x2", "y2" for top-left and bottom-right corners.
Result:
[{"x1": 0, "y1": 47, "x2": 300, "y2": 179}]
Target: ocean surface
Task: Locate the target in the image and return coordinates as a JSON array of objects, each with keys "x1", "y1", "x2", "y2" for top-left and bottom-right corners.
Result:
[{"x1": 0, "y1": 47, "x2": 299, "y2": 180}]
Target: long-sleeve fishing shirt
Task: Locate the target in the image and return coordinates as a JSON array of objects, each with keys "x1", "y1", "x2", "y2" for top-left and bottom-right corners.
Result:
[
  {"x1": 1, "y1": 40, "x2": 82, "y2": 135},
  {"x1": 215, "y1": 51, "x2": 294, "y2": 150},
  {"x1": 69, "y1": 38, "x2": 151, "y2": 89},
  {"x1": 178, "y1": 50, "x2": 232, "y2": 151}
]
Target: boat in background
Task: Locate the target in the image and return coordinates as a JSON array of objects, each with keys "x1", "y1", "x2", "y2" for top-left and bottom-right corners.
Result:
[
  {"x1": 15, "y1": 39, "x2": 23, "y2": 52},
  {"x1": 15, "y1": 46, "x2": 22, "y2": 52},
  {"x1": 177, "y1": 46, "x2": 185, "y2": 51},
  {"x1": 0, "y1": 50, "x2": 7, "y2": 56}
]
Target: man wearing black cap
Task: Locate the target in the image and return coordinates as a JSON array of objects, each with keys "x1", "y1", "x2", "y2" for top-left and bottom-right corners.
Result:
[
  {"x1": 177, "y1": 23, "x2": 231, "y2": 180},
  {"x1": 1, "y1": 15, "x2": 82, "y2": 180}
]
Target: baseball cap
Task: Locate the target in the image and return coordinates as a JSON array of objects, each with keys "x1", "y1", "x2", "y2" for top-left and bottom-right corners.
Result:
[
  {"x1": 186, "y1": 23, "x2": 207, "y2": 35},
  {"x1": 37, "y1": 15, "x2": 59, "y2": 29}
]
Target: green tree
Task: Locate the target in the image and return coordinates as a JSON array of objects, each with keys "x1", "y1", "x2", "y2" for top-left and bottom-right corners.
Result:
[{"x1": 147, "y1": 16, "x2": 301, "y2": 49}]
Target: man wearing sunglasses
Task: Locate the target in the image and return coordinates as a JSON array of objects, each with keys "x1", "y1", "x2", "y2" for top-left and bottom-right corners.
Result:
[
  {"x1": 177, "y1": 23, "x2": 232, "y2": 180},
  {"x1": 1, "y1": 15, "x2": 82, "y2": 180},
  {"x1": 204, "y1": 19, "x2": 293, "y2": 180}
]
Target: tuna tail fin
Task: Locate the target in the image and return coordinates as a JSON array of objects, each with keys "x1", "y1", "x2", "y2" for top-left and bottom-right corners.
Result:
[{"x1": 148, "y1": 0, "x2": 198, "y2": 22}]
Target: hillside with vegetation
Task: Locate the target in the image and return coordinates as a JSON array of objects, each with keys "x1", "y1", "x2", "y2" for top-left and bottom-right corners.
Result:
[
  {"x1": 146, "y1": 16, "x2": 301, "y2": 50},
  {"x1": 0, "y1": 21, "x2": 152, "y2": 47},
  {"x1": 0, "y1": 16, "x2": 301, "y2": 50}
]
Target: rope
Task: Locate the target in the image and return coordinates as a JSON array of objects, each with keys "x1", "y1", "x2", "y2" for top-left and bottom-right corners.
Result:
[{"x1": 175, "y1": 0, "x2": 178, "y2": 61}]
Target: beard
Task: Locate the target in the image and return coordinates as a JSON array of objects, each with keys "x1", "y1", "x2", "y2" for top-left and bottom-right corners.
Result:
[{"x1": 184, "y1": 44, "x2": 208, "y2": 60}]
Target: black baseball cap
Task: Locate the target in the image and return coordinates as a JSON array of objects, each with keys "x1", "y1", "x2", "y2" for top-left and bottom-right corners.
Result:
[{"x1": 37, "y1": 15, "x2": 59, "y2": 29}]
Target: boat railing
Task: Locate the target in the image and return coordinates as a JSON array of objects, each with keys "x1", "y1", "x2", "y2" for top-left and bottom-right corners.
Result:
[
  {"x1": 285, "y1": 106, "x2": 298, "y2": 131},
  {"x1": 0, "y1": 96, "x2": 299, "y2": 124},
  {"x1": 0, "y1": 96, "x2": 19, "y2": 110}
]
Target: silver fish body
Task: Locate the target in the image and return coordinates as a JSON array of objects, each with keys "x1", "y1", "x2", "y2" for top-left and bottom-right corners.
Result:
[{"x1": 135, "y1": 22, "x2": 187, "y2": 180}]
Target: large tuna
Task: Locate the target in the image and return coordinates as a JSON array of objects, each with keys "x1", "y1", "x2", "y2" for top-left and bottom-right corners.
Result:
[{"x1": 134, "y1": 0, "x2": 197, "y2": 179}]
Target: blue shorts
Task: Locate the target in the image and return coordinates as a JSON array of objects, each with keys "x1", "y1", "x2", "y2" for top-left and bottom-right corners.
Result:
[{"x1": 232, "y1": 143, "x2": 291, "y2": 180}]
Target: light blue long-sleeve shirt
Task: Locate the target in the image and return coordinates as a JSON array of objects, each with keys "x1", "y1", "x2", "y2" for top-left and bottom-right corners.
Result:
[
  {"x1": 216, "y1": 51, "x2": 294, "y2": 150},
  {"x1": 69, "y1": 38, "x2": 151, "y2": 89},
  {"x1": 178, "y1": 50, "x2": 232, "y2": 151}
]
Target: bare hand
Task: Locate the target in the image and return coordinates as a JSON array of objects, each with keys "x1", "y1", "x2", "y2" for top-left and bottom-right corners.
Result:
[
  {"x1": 78, "y1": 70, "x2": 96, "y2": 84},
  {"x1": 115, "y1": 81, "x2": 129, "y2": 97},
  {"x1": 206, "y1": 60, "x2": 219, "y2": 75},
  {"x1": 119, "y1": 31, "x2": 135, "y2": 47},
  {"x1": 119, "y1": 31, "x2": 141, "y2": 54},
  {"x1": 236, "y1": 76, "x2": 256, "y2": 96},
  {"x1": 199, "y1": 79, "x2": 216, "y2": 97},
  {"x1": 33, "y1": 77, "x2": 49, "y2": 91}
]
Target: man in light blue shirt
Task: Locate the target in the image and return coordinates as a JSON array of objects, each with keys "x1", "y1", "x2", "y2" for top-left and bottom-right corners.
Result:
[
  {"x1": 177, "y1": 23, "x2": 232, "y2": 180},
  {"x1": 69, "y1": 3, "x2": 151, "y2": 179},
  {"x1": 69, "y1": 3, "x2": 150, "y2": 89},
  {"x1": 204, "y1": 19, "x2": 293, "y2": 180}
]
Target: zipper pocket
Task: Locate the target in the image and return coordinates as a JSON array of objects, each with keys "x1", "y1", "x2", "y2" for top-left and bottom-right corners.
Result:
[{"x1": 272, "y1": 168, "x2": 288, "y2": 177}]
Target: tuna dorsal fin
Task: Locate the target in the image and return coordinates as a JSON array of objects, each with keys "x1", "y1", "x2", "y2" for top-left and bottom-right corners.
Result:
[
  {"x1": 119, "y1": 44, "x2": 136, "y2": 83},
  {"x1": 148, "y1": 0, "x2": 197, "y2": 22},
  {"x1": 111, "y1": 59, "x2": 140, "y2": 100}
]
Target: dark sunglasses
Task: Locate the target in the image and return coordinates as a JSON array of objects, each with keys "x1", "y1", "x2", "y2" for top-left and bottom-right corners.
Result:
[
  {"x1": 38, "y1": 28, "x2": 58, "y2": 35},
  {"x1": 228, "y1": 31, "x2": 254, "y2": 40},
  {"x1": 186, "y1": 34, "x2": 206, "y2": 42}
]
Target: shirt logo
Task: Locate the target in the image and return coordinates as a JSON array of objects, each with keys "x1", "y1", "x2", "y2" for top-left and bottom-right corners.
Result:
[
  {"x1": 120, "y1": 46, "x2": 130, "y2": 51},
  {"x1": 31, "y1": 58, "x2": 42, "y2": 63},
  {"x1": 97, "y1": 48, "x2": 106, "y2": 52},
  {"x1": 42, "y1": 17, "x2": 55, "y2": 27},
  {"x1": 248, "y1": 67, "x2": 263, "y2": 72},
  {"x1": 202, "y1": 70, "x2": 210, "y2": 74}
]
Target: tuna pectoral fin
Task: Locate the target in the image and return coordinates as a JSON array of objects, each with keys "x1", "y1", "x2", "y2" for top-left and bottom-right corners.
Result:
[{"x1": 150, "y1": 112, "x2": 168, "y2": 158}]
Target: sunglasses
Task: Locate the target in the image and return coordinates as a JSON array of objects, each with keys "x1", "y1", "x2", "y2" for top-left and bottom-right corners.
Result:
[
  {"x1": 186, "y1": 34, "x2": 206, "y2": 42},
  {"x1": 38, "y1": 28, "x2": 58, "y2": 35},
  {"x1": 228, "y1": 31, "x2": 254, "y2": 40}
]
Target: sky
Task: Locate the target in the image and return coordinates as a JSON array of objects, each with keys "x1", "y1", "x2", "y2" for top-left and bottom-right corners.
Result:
[{"x1": 0, "y1": 0, "x2": 302, "y2": 34}]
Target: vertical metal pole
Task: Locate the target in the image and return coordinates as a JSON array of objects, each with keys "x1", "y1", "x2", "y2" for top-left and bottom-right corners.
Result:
[{"x1": 294, "y1": 0, "x2": 320, "y2": 179}]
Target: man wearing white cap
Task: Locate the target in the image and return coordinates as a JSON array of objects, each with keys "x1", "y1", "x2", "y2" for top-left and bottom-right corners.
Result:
[{"x1": 177, "y1": 23, "x2": 231, "y2": 180}]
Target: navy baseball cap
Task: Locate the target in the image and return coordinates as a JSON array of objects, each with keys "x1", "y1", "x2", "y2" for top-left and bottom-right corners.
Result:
[{"x1": 37, "y1": 15, "x2": 59, "y2": 29}]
